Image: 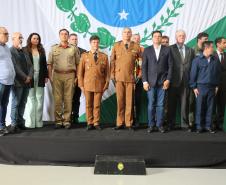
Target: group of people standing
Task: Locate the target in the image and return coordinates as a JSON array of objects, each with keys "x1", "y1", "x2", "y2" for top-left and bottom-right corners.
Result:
[
  {"x1": 142, "y1": 30, "x2": 225, "y2": 134},
  {"x1": 111, "y1": 28, "x2": 225, "y2": 134},
  {"x1": 0, "y1": 27, "x2": 48, "y2": 136},
  {"x1": 0, "y1": 26, "x2": 225, "y2": 136}
]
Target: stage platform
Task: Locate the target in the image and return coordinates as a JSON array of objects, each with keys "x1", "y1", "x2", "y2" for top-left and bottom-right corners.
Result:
[{"x1": 0, "y1": 124, "x2": 226, "y2": 168}]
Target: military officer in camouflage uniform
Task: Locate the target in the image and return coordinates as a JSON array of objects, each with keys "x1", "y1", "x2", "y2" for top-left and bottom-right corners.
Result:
[{"x1": 48, "y1": 29, "x2": 80, "y2": 129}]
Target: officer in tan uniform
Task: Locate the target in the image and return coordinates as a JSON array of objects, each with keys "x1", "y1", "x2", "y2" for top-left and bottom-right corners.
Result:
[
  {"x1": 48, "y1": 28, "x2": 80, "y2": 129},
  {"x1": 110, "y1": 27, "x2": 141, "y2": 130},
  {"x1": 78, "y1": 35, "x2": 109, "y2": 130}
]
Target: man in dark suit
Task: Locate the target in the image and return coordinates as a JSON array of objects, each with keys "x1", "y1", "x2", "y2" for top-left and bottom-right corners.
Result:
[
  {"x1": 142, "y1": 30, "x2": 172, "y2": 133},
  {"x1": 167, "y1": 30, "x2": 195, "y2": 131},
  {"x1": 213, "y1": 37, "x2": 226, "y2": 130},
  {"x1": 69, "y1": 33, "x2": 86, "y2": 124},
  {"x1": 9, "y1": 32, "x2": 33, "y2": 133}
]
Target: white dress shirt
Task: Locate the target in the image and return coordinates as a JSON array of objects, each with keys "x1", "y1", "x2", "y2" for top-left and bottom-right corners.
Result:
[
  {"x1": 154, "y1": 45, "x2": 161, "y2": 60},
  {"x1": 217, "y1": 50, "x2": 223, "y2": 62}
]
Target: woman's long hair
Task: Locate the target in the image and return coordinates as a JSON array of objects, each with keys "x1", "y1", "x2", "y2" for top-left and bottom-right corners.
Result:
[{"x1": 26, "y1": 33, "x2": 45, "y2": 55}]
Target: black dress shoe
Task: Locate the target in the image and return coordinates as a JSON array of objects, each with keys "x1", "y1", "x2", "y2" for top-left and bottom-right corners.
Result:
[
  {"x1": 55, "y1": 124, "x2": 62, "y2": 129},
  {"x1": 0, "y1": 126, "x2": 9, "y2": 135},
  {"x1": 196, "y1": 129, "x2": 203, "y2": 133},
  {"x1": 64, "y1": 124, "x2": 71, "y2": 129},
  {"x1": 113, "y1": 125, "x2": 125, "y2": 130},
  {"x1": 0, "y1": 128, "x2": 6, "y2": 136},
  {"x1": 158, "y1": 126, "x2": 166, "y2": 133},
  {"x1": 7, "y1": 125, "x2": 18, "y2": 134},
  {"x1": 126, "y1": 126, "x2": 134, "y2": 131},
  {"x1": 87, "y1": 124, "x2": 94, "y2": 131},
  {"x1": 147, "y1": 126, "x2": 154, "y2": 133},
  {"x1": 17, "y1": 124, "x2": 26, "y2": 130},
  {"x1": 205, "y1": 128, "x2": 216, "y2": 134},
  {"x1": 94, "y1": 125, "x2": 102, "y2": 130}
]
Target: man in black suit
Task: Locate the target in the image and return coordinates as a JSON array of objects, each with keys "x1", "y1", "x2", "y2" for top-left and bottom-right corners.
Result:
[
  {"x1": 213, "y1": 37, "x2": 226, "y2": 130},
  {"x1": 142, "y1": 30, "x2": 172, "y2": 133},
  {"x1": 167, "y1": 30, "x2": 195, "y2": 131},
  {"x1": 69, "y1": 33, "x2": 86, "y2": 124}
]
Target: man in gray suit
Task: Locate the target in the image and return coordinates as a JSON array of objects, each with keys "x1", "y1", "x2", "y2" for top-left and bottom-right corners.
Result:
[
  {"x1": 167, "y1": 30, "x2": 195, "y2": 131},
  {"x1": 8, "y1": 32, "x2": 33, "y2": 133}
]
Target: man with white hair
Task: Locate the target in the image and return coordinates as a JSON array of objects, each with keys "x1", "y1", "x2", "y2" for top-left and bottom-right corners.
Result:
[
  {"x1": 167, "y1": 30, "x2": 195, "y2": 131},
  {"x1": 8, "y1": 32, "x2": 33, "y2": 133},
  {"x1": 0, "y1": 27, "x2": 16, "y2": 136}
]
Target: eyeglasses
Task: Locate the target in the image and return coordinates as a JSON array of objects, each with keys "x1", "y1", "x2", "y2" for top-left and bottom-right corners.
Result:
[{"x1": 0, "y1": 32, "x2": 9, "y2": 36}]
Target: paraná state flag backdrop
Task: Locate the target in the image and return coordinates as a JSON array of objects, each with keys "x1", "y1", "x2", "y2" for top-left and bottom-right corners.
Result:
[{"x1": 0, "y1": 0, "x2": 225, "y2": 125}]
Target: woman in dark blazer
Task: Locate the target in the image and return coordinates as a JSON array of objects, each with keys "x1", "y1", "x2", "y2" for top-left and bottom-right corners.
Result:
[{"x1": 24, "y1": 33, "x2": 48, "y2": 128}]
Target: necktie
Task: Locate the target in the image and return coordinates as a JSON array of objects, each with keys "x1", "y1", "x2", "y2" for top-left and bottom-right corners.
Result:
[
  {"x1": 220, "y1": 53, "x2": 224, "y2": 64},
  {"x1": 179, "y1": 46, "x2": 184, "y2": 62},
  {"x1": 125, "y1": 43, "x2": 128, "y2": 50},
  {"x1": 94, "y1": 52, "x2": 98, "y2": 62}
]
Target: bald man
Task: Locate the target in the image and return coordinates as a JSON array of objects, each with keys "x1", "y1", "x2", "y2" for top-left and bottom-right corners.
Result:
[
  {"x1": 167, "y1": 30, "x2": 195, "y2": 131},
  {"x1": 0, "y1": 27, "x2": 16, "y2": 136},
  {"x1": 8, "y1": 32, "x2": 33, "y2": 133}
]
